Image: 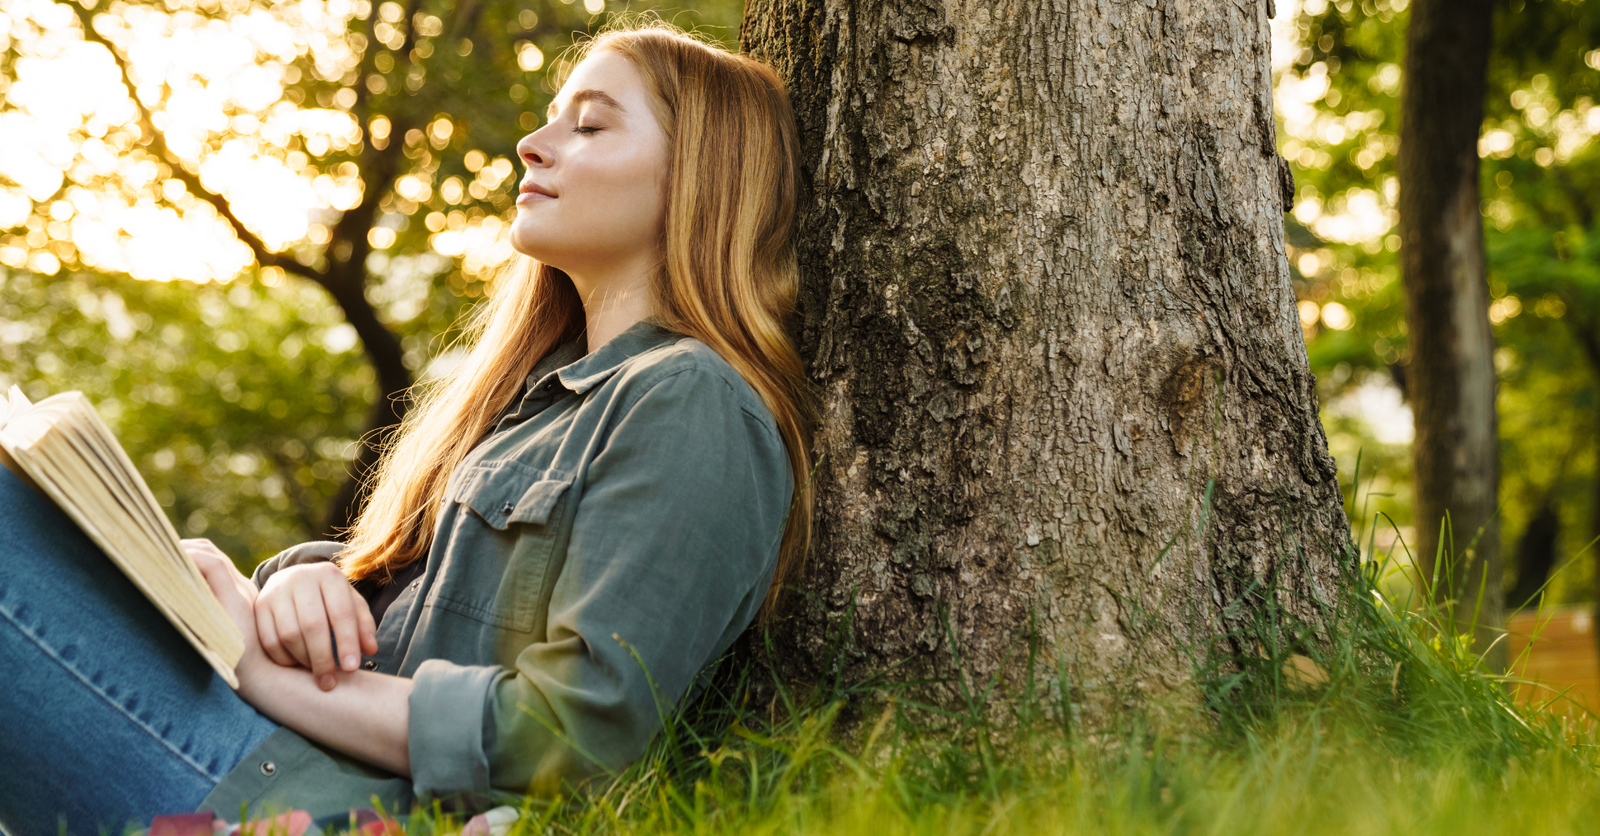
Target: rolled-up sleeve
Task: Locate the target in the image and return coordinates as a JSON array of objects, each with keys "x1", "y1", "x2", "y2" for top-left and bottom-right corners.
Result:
[
  {"x1": 407, "y1": 365, "x2": 793, "y2": 802},
  {"x1": 250, "y1": 540, "x2": 345, "y2": 590}
]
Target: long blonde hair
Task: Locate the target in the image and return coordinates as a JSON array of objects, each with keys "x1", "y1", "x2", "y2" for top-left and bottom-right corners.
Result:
[{"x1": 339, "y1": 22, "x2": 815, "y2": 622}]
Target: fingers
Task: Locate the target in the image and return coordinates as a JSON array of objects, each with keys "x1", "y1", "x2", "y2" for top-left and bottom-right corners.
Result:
[
  {"x1": 183, "y1": 539, "x2": 224, "y2": 585},
  {"x1": 182, "y1": 539, "x2": 231, "y2": 574},
  {"x1": 253, "y1": 562, "x2": 377, "y2": 691},
  {"x1": 189, "y1": 547, "x2": 225, "y2": 596},
  {"x1": 255, "y1": 604, "x2": 298, "y2": 668},
  {"x1": 291, "y1": 583, "x2": 338, "y2": 686},
  {"x1": 185, "y1": 539, "x2": 255, "y2": 620},
  {"x1": 320, "y1": 571, "x2": 364, "y2": 674},
  {"x1": 268, "y1": 588, "x2": 312, "y2": 670},
  {"x1": 355, "y1": 595, "x2": 379, "y2": 657}
]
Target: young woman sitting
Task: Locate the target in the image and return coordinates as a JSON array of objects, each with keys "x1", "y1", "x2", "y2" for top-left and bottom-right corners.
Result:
[{"x1": 0, "y1": 22, "x2": 813, "y2": 833}]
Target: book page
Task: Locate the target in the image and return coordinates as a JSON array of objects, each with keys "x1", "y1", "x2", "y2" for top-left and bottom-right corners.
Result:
[
  {"x1": 0, "y1": 392, "x2": 243, "y2": 686},
  {"x1": 1, "y1": 386, "x2": 31, "y2": 421},
  {"x1": 0, "y1": 387, "x2": 41, "y2": 492},
  {"x1": 58, "y1": 410, "x2": 190, "y2": 576},
  {"x1": 34, "y1": 438, "x2": 217, "y2": 640},
  {"x1": 55, "y1": 415, "x2": 241, "y2": 660},
  {"x1": 16, "y1": 432, "x2": 240, "y2": 686},
  {"x1": 67, "y1": 406, "x2": 243, "y2": 655}
]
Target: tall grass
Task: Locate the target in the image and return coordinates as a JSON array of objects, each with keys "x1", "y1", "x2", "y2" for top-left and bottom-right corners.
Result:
[{"x1": 384, "y1": 472, "x2": 1600, "y2": 836}]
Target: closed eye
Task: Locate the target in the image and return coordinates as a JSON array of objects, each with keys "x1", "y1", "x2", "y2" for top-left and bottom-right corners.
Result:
[{"x1": 573, "y1": 125, "x2": 601, "y2": 135}]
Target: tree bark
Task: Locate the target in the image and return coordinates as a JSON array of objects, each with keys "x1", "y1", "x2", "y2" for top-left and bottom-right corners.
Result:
[
  {"x1": 1397, "y1": 0, "x2": 1502, "y2": 670},
  {"x1": 316, "y1": 269, "x2": 414, "y2": 538},
  {"x1": 743, "y1": 0, "x2": 1351, "y2": 721}
]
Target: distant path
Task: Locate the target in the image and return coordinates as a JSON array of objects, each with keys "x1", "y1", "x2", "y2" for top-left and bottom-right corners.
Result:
[{"x1": 1507, "y1": 605, "x2": 1600, "y2": 716}]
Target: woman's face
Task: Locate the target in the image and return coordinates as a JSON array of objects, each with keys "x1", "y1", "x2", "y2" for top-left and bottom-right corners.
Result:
[{"x1": 510, "y1": 49, "x2": 671, "y2": 281}]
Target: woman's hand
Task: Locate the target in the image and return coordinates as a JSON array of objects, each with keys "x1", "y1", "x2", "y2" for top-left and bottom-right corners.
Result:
[
  {"x1": 184, "y1": 538, "x2": 275, "y2": 695},
  {"x1": 256, "y1": 561, "x2": 378, "y2": 691}
]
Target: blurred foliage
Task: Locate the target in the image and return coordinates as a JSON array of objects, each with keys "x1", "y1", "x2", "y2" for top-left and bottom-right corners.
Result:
[
  {"x1": 0, "y1": 0, "x2": 741, "y2": 282},
  {"x1": 0, "y1": 0, "x2": 740, "y2": 569},
  {"x1": 0, "y1": 269, "x2": 370, "y2": 563},
  {"x1": 1283, "y1": 0, "x2": 1600, "y2": 605}
]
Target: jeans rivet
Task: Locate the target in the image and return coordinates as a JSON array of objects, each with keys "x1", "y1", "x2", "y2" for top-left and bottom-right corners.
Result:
[
  {"x1": 363, "y1": 660, "x2": 379, "y2": 671},
  {"x1": 259, "y1": 761, "x2": 276, "y2": 776}
]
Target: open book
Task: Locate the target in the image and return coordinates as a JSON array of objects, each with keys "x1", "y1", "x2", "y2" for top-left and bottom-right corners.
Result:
[{"x1": 0, "y1": 386, "x2": 244, "y2": 687}]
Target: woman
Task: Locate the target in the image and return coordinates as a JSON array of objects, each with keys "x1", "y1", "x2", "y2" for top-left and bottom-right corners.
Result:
[{"x1": 0, "y1": 22, "x2": 813, "y2": 833}]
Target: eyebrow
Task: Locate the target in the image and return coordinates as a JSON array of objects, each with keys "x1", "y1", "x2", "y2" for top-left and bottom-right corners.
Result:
[{"x1": 546, "y1": 89, "x2": 626, "y2": 120}]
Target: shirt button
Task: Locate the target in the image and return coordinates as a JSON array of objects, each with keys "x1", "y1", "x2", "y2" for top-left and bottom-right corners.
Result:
[
  {"x1": 259, "y1": 761, "x2": 276, "y2": 776},
  {"x1": 362, "y1": 660, "x2": 379, "y2": 671},
  {"x1": 500, "y1": 502, "x2": 514, "y2": 515}
]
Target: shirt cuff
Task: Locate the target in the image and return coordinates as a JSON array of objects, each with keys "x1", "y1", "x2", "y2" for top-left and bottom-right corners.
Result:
[
  {"x1": 250, "y1": 540, "x2": 345, "y2": 590},
  {"x1": 409, "y1": 658, "x2": 506, "y2": 804}
]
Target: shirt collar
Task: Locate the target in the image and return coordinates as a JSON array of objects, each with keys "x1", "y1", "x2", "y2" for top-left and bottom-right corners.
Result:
[{"x1": 525, "y1": 316, "x2": 682, "y2": 396}]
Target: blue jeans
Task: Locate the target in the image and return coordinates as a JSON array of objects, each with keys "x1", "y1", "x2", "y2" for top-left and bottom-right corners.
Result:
[{"x1": 0, "y1": 468, "x2": 279, "y2": 836}]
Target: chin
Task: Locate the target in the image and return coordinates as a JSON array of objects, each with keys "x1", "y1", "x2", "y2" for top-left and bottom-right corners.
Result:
[
  {"x1": 511, "y1": 243, "x2": 574, "y2": 278},
  {"x1": 509, "y1": 227, "x2": 549, "y2": 262}
]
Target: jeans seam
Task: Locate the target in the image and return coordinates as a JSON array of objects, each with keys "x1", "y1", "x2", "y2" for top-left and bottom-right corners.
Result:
[{"x1": 0, "y1": 600, "x2": 224, "y2": 785}]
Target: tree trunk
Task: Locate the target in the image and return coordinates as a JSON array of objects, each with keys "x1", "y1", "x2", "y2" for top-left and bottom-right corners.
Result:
[
  {"x1": 1569, "y1": 321, "x2": 1600, "y2": 657},
  {"x1": 1506, "y1": 493, "x2": 1558, "y2": 612},
  {"x1": 315, "y1": 112, "x2": 418, "y2": 539},
  {"x1": 742, "y1": 0, "x2": 1351, "y2": 721},
  {"x1": 1397, "y1": 0, "x2": 1502, "y2": 670},
  {"x1": 317, "y1": 268, "x2": 414, "y2": 538}
]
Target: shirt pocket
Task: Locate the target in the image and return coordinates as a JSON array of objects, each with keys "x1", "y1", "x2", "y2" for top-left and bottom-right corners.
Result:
[{"x1": 430, "y1": 460, "x2": 575, "y2": 633}]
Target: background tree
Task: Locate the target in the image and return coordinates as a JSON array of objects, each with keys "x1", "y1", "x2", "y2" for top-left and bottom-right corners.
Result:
[
  {"x1": 1279, "y1": 0, "x2": 1600, "y2": 630},
  {"x1": 743, "y1": 0, "x2": 1352, "y2": 717},
  {"x1": 1482, "y1": 1, "x2": 1600, "y2": 644},
  {"x1": 1397, "y1": 0, "x2": 1501, "y2": 667}
]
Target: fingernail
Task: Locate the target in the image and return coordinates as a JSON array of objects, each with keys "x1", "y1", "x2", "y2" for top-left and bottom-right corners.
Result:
[
  {"x1": 319, "y1": 674, "x2": 336, "y2": 690},
  {"x1": 342, "y1": 655, "x2": 359, "y2": 671}
]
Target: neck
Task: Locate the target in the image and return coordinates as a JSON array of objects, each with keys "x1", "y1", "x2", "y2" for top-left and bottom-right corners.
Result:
[{"x1": 568, "y1": 264, "x2": 657, "y2": 353}]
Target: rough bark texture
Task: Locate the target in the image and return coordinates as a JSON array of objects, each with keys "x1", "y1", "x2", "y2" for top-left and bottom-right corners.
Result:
[
  {"x1": 1397, "y1": 0, "x2": 1502, "y2": 670},
  {"x1": 742, "y1": 0, "x2": 1352, "y2": 721}
]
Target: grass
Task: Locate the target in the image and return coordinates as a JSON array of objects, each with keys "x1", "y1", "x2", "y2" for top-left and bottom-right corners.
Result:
[
  {"x1": 366, "y1": 575, "x2": 1600, "y2": 835},
  {"x1": 369, "y1": 473, "x2": 1600, "y2": 836}
]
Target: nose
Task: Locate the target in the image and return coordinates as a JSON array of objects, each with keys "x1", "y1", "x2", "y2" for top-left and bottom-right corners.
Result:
[{"x1": 517, "y1": 127, "x2": 551, "y2": 169}]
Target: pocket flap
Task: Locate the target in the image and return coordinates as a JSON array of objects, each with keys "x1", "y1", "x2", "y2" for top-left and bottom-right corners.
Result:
[{"x1": 455, "y1": 462, "x2": 573, "y2": 530}]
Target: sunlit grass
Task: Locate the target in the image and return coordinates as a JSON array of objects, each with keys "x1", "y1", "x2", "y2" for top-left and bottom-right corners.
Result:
[{"x1": 355, "y1": 535, "x2": 1600, "y2": 836}]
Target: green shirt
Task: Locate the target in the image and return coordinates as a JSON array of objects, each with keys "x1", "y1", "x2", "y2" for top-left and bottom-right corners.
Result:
[{"x1": 199, "y1": 318, "x2": 793, "y2": 817}]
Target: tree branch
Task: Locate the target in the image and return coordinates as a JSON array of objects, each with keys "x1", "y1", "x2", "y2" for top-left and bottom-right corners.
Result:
[
  {"x1": 321, "y1": 0, "x2": 433, "y2": 287},
  {"x1": 63, "y1": 1, "x2": 325, "y2": 282},
  {"x1": 350, "y1": 1, "x2": 378, "y2": 127}
]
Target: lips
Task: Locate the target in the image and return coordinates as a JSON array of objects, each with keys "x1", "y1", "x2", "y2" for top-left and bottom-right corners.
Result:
[{"x1": 518, "y1": 181, "x2": 557, "y2": 199}]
